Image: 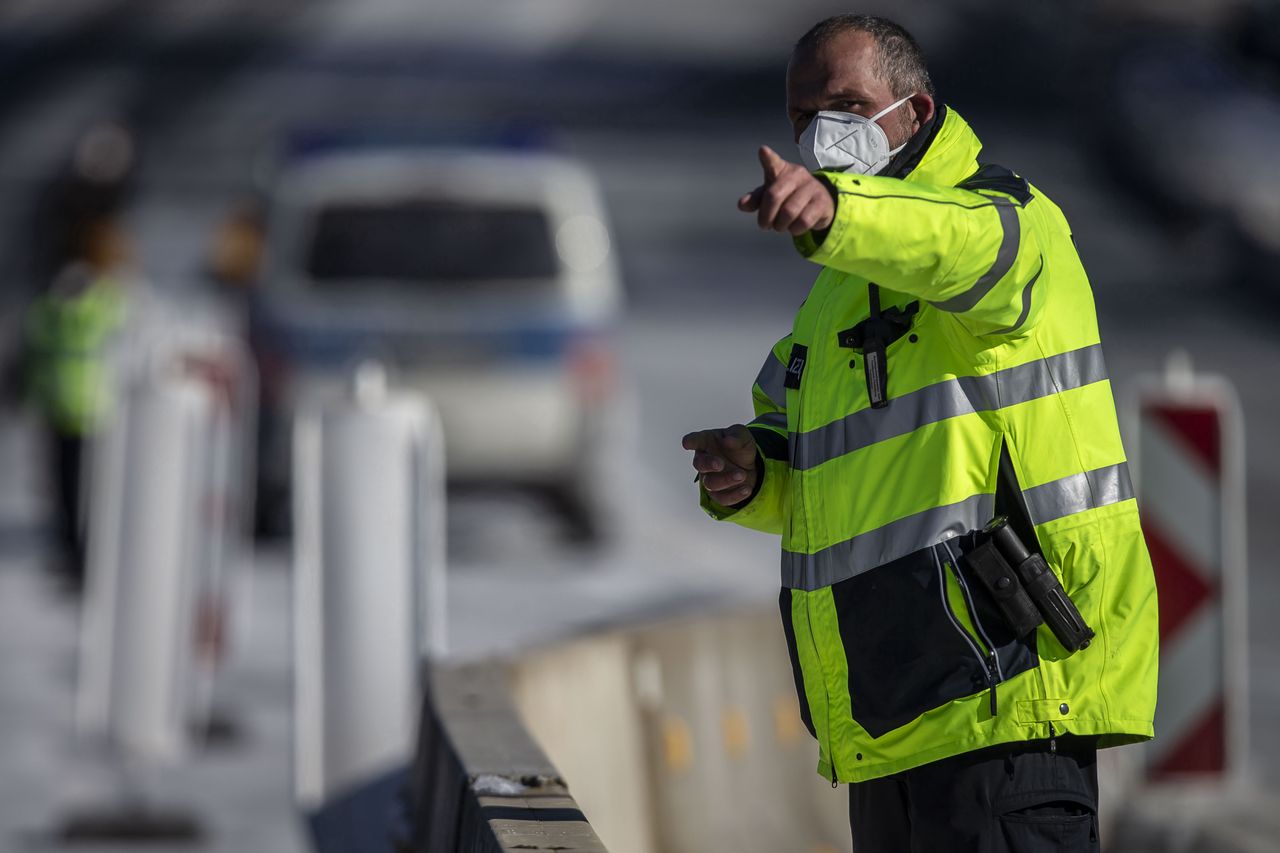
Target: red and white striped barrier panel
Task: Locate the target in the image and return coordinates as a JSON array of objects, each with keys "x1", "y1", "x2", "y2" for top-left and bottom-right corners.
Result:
[{"x1": 1130, "y1": 352, "x2": 1248, "y2": 781}]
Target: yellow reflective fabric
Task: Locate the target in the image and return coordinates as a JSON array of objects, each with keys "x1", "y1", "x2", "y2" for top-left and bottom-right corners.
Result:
[
  {"x1": 26, "y1": 277, "x2": 125, "y2": 435},
  {"x1": 701, "y1": 107, "x2": 1158, "y2": 783}
]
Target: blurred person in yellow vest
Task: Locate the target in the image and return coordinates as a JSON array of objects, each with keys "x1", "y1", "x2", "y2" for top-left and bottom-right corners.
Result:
[{"x1": 24, "y1": 123, "x2": 136, "y2": 590}]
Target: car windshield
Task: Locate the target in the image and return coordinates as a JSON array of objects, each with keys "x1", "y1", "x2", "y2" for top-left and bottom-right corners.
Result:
[{"x1": 305, "y1": 201, "x2": 559, "y2": 289}]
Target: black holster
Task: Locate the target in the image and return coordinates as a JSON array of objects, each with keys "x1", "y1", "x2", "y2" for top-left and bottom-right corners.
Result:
[{"x1": 964, "y1": 516, "x2": 1095, "y2": 654}]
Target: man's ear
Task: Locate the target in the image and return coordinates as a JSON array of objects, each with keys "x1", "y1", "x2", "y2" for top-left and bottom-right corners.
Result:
[{"x1": 908, "y1": 93, "x2": 936, "y2": 130}]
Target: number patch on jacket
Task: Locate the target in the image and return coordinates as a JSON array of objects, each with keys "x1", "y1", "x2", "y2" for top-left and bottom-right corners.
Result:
[{"x1": 784, "y1": 344, "x2": 808, "y2": 389}]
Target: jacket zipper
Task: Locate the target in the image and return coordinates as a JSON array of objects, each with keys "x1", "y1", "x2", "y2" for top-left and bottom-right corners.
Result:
[
  {"x1": 793, "y1": 302, "x2": 840, "y2": 786},
  {"x1": 932, "y1": 545, "x2": 1001, "y2": 717},
  {"x1": 796, "y1": 280, "x2": 893, "y2": 787},
  {"x1": 942, "y1": 539, "x2": 1004, "y2": 715},
  {"x1": 801, "y1": 593, "x2": 840, "y2": 786}
]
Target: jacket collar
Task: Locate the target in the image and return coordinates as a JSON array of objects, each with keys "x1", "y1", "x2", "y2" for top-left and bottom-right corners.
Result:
[{"x1": 884, "y1": 105, "x2": 984, "y2": 189}]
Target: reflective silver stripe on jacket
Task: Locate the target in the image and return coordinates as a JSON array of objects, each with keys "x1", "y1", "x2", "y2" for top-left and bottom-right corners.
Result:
[
  {"x1": 790, "y1": 343, "x2": 1108, "y2": 471},
  {"x1": 754, "y1": 353, "x2": 788, "y2": 410},
  {"x1": 931, "y1": 198, "x2": 1020, "y2": 313},
  {"x1": 988, "y1": 259, "x2": 1043, "y2": 337},
  {"x1": 781, "y1": 493, "x2": 994, "y2": 591},
  {"x1": 750, "y1": 412, "x2": 787, "y2": 430},
  {"x1": 1022, "y1": 462, "x2": 1135, "y2": 526}
]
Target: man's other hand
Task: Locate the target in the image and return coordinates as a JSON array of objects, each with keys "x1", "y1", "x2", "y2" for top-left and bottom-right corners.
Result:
[
  {"x1": 682, "y1": 425, "x2": 759, "y2": 507},
  {"x1": 738, "y1": 146, "x2": 836, "y2": 235}
]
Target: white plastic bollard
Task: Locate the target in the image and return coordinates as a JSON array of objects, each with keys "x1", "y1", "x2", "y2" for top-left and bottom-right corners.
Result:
[
  {"x1": 77, "y1": 368, "x2": 217, "y2": 762},
  {"x1": 293, "y1": 362, "x2": 448, "y2": 812}
]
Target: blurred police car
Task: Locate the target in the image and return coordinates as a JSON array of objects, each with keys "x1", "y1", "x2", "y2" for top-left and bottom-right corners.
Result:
[{"x1": 251, "y1": 145, "x2": 624, "y2": 542}]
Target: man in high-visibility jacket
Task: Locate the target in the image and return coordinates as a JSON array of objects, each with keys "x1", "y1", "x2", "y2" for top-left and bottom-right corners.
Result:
[
  {"x1": 683, "y1": 15, "x2": 1157, "y2": 851},
  {"x1": 26, "y1": 264, "x2": 126, "y2": 588}
]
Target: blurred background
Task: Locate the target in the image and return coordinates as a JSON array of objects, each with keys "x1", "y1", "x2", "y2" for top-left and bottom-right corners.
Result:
[{"x1": 1, "y1": 0, "x2": 1279, "y2": 851}]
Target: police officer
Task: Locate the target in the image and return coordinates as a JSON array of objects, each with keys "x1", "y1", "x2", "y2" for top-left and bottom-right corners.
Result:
[{"x1": 682, "y1": 16, "x2": 1158, "y2": 851}]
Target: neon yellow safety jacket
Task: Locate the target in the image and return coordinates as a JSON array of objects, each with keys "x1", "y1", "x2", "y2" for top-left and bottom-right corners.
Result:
[
  {"x1": 26, "y1": 275, "x2": 125, "y2": 436},
  {"x1": 702, "y1": 106, "x2": 1158, "y2": 784}
]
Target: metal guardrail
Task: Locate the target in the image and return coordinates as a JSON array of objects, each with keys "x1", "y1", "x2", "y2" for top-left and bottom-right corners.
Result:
[{"x1": 405, "y1": 662, "x2": 608, "y2": 853}]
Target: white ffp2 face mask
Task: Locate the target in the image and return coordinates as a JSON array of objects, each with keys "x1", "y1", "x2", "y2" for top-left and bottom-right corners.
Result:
[{"x1": 797, "y1": 95, "x2": 913, "y2": 175}]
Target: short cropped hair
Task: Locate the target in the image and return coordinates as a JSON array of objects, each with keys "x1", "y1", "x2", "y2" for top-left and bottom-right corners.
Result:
[{"x1": 793, "y1": 15, "x2": 936, "y2": 98}]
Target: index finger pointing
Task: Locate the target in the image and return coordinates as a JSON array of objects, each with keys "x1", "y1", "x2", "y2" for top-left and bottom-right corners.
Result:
[
  {"x1": 758, "y1": 145, "x2": 786, "y2": 181},
  {"x1": 682, "y1": 431, "x2": 708, "y2": 451}
]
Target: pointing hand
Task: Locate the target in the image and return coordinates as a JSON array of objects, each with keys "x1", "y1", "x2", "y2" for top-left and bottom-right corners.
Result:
[{"x1": 738, "y1": 146, "x2": 836, "y2": 236}]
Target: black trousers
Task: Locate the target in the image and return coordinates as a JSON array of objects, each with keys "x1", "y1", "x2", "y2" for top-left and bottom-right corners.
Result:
[
  {"x1": 49, "y1": 428, "x2": 86, "y2": 583},
  {"x1": 849, "y1": 737, "x2": 1099, "y2": 853}
]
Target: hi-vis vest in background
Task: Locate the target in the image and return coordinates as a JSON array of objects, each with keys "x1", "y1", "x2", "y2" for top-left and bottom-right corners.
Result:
[
  {"x1": 26, "y1": 273, "x2": 125, "y2": 436},
  {"x1": 702, "y1": 106, "x2": 1158, "y2": 784}
]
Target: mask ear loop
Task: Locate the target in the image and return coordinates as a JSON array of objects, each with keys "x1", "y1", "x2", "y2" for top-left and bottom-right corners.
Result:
[
  {"x1": 871, "y1": 95, "x2": 915, "y2": 158},
  {"x1": 869, "y1": 94, "x2": 913, "y2": 123}
]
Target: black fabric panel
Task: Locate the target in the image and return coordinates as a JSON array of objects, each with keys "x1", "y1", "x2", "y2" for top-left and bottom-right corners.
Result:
[
  {"x1": 958, "y1": 163, "x2": 1034, "y2": 205},
  {"x1": 995, "y1": 438, "x2": 1041, "y2": 556},
  {"x1": 778, "y1": 587, "x2": 817, "y2": 739},
  {"x1": 748, "y1": 424, "x2": 789, "y2": 462},
  {"x1": 832, "y1": 546, "x2": 990, "y2": 738}
]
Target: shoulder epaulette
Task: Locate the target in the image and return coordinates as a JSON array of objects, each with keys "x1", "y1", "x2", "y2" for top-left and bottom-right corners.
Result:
[{"x1": 958, "y1": 163, "x2": 1033, "y2": 205}]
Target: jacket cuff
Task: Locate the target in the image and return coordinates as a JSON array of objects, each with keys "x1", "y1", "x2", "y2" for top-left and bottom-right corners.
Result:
[{"x1": 795, "y1": 172, "x2": 854, "y2": 263}]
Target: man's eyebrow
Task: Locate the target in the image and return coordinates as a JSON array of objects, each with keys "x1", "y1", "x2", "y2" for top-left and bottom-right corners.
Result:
[{"x1": 824, "y1": 89, "x2": 872, "y2": 101}]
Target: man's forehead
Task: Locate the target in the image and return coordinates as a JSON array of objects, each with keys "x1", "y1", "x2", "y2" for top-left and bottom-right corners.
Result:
[{"x1": 787, "y1": 30, "x2": 888, "y2": 99}]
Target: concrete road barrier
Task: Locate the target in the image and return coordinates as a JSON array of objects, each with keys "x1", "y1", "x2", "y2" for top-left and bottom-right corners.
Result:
[
  {"x1": 508, "y1": 607, "x2": 850, "y2": 853},
  {"x1": 405, "y1": 662, "x2": 608, "y2": 852}
]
